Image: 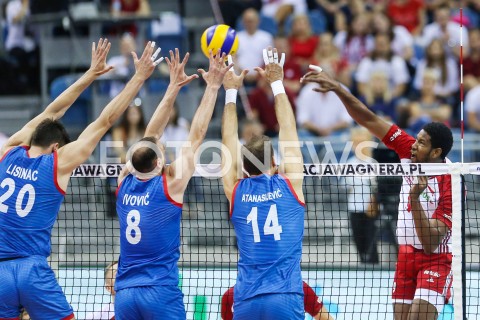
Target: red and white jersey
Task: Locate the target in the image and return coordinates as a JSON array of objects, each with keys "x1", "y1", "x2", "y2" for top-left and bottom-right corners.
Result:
[{"x1": 382, "y1": 125, "x2": 452, "y2": 253}]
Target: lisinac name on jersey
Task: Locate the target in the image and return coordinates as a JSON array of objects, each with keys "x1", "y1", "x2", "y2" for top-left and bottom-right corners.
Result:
[{"x1": 0, "y1": 146, "x2": 65, "y2": 259}]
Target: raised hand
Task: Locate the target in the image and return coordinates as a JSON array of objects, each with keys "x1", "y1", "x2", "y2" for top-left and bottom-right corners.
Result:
[
  {"x1": 131, "y1": 41, "x2": 164, "y2": 81},
  {"x1": 223, "y1": 55, "x2": 248, "y2": 90},
  {"x1": 254, "y1": 47, "x2": 285, "y2": 84},
  {"x1": 300, "y1": 66, "x2": 340, "y2": 93},
  {"x1": 89, "y1": 38, "x2": 114, "y2": 76},
  {"x1": 197, "y1": 50, "x2": 234, "y2": 88},
  {"x1": 165, "y1": 48, "x2": 199, "y2": 88},
  {"x1": 410, "y1": 176, "x2": 428, "y2": 199}
]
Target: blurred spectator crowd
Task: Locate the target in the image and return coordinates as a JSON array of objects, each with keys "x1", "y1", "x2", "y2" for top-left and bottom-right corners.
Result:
[
  {"x1": 2, "y1": 0, "x2": 480, "y2": 144},
  {"x1": 226, "y1": 0, "x2": 476, "y2": 139}
]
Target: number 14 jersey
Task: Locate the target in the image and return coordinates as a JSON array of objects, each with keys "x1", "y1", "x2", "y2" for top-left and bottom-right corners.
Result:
[{"x1": 230, "y1": 174, "x2": 305, "y2": 301}]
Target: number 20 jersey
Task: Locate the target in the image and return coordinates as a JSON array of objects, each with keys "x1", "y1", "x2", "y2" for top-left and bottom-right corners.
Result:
[
  {"x1": 0, "y1": 146, "x2": 65, "y2": 259},
  {"x1": 115, "y1": 173, "x2": 182, "y2": 291},
  {"x1": 230, "y1": 174, "x2": 305, "y2": 301}
]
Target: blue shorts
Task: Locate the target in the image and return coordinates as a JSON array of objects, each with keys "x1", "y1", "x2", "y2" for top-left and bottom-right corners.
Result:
[
  {"x1": 115, "y1": 285, "x2": 186, "y2": 320},
  {"x1": 0, "y1": 256, "x2": 74, "y2": 320},
  {"x1": 233, "y1": 293, "x2": 303, "y2": 320}
]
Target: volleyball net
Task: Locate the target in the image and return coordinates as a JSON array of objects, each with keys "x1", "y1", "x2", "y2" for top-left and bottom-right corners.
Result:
[{"x1": 49, "y1": 161, "x2": 480, "y2": 320}]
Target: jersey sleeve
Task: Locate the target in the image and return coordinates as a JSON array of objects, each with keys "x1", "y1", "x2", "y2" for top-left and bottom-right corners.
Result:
[
  {"x1": 303, "y1": 281, "x2": 323, "y2": 317},
  {"x1": 381, "y1": 124, "x2": 416, "y2": 160},
  {"x1": 221, "y1": 287, "x2": 234, "y2": 320},
  {"x1": 431, "y1": 175, "x2": 452, "y2": 229}
]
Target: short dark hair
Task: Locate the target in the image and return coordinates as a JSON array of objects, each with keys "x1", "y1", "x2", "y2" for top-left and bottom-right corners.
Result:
[
  {"x1": 30, "y1": 118, "x2": 71, "y2": 148},
  {"x1": 242, "y1": 135, "x2": 274, "y2": 176},
  {"x1": 131, "y1": 136, "x2": 161, "y2": 173},
  {"x1": 422, "y1": 122, "x2": 453, "y2": 159}
]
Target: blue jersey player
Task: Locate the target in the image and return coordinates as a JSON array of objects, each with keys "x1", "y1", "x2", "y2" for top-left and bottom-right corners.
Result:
[
  {"x1": 114, "y1": 49, "x2": 233, "y2": 320},
  {"x1": 0, "y1": 39, "x2": 161, "y2": 320},
  {"x1": 221, "y1": 48, "x2": 306, "y2": 319}
]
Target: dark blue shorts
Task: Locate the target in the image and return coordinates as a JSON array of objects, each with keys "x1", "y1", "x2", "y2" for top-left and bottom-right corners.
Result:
[
  {"x1": 115, "y1": 285, "x2": 186, "y2": 320},
  {"x1": 0, "y1": 256, "x2": 74, "y2": 320},
  {"x1": 233, "y1": 293, "x2": 304, "y2": 320}
]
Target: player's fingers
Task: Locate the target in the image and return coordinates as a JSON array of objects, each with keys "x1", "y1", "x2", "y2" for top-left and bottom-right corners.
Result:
[
  {"x1": 143, "y1": 41, "x2": 154, "y2": 60},
  {"x1": 309, "y1": 64, "x2": 323, "y2": 73},
  {"x1": 218, "y1": 51, "x2": 226, "y2": 64},
  {"x1": 267, "y1": 47, "x2": 273, "y2": 64},
  {"x1": 153, "y1": 57, "x2": 164, "y2": 66},
  {"x1": 151, "y1": 47, "x2": 161, "y2": 62},
  {"x1": 197, "y1": 68, "x2": 206, "y2": 77},
  {"x1": 175, "y1": 47, "x2": 180, "y2": 62},
  {"x1": 273, "y1": 48, "x2": 278, "y2": 64},
  {"x1": 178, "y1": 74, "x2": 199, "y2": 86},
  {"x1": 96, "y1": 38, "x2": 103, "y2": 52},
  {"x1": 227, "y1": 55, "x2": 234, "y2": 72},
  {"x1": 240, "y1": 69, "x2": 249, "y2": 79},
  {"x1": 279, "y1": 53, "x2": 285, "y2": 67},
  {"x1": 140, "y1": 41, "x2": 151, "y2": 60},
  {"x1": 102, "y1": 38, "x2": 109, "y2": 51},
  {"x1": 181, "y1": 52, "x2": 190, "y2": 66},
  {"x1": 131, "y1": 51, "x2": 139, "y2": 63},
  {"x1": 101, "y1": 65, "x2": 114, "y2": 75},
  {"x1": 100, "y1": 42, "x2": 111, "y2": 60},
  {"x1": 165, "y1": 57, "x2": 171, "y2": 67},
  {"x1": 208, "y1": 49, "x2": 214, "y2": 63},
  {"x1": 91, "y1": 41, "x2": 96, "y2": 56},
  {"x1": 254, "y1": 67, "x2": 265, "y2": 77},
  {"x1": 225, "y1": 62, "x2": 234, "y2": 71},
  {"x1": 313, "y1": 88, "x2": 328, "y2": 93},
  {"x1": 169, "y1": 50, "x2": 175, "y2": 64},
  {"x1": 301, "y1": 72, "x2": 319, "y2": 82},
  {"x1": 262, "y1": 49, "x2": 269, "y2": 65}
]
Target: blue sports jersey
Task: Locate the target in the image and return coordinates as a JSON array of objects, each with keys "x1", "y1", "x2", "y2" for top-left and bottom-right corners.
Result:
[
  {"x1": 231, "y1": 174, "x2": 305, "y2": 301},
  {"x1": 0, "y1": 146, "x2": 65, "y2": 259},
  {"x1": 115, "y1": 173, "x2": 183, "y2": 291}
]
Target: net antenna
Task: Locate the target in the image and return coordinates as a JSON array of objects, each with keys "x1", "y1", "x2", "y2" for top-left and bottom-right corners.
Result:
[
  {"x1": 453, "y1": 8, "x2": 466, "y2": 320},
  {"x1": 460, "y1": 8, "x2": 465, "y2": 164}
]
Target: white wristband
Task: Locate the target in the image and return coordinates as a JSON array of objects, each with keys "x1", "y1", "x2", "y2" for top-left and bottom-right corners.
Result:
[
  {"x1": 225, "y1": 89, "x2": 238, "y2": 104},
  {"x1": 271, "y1": 80, "x2": 285, "y2": 96}
]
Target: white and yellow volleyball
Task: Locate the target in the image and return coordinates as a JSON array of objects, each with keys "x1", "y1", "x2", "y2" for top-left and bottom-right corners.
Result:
[{"x1": 200, "y1": 24, "x2": 239, "y2": 58}]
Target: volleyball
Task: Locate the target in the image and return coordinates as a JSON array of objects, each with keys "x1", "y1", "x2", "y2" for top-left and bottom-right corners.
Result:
[{"x1": 200, "y1": 24, "x2": 239, "y2": 58}]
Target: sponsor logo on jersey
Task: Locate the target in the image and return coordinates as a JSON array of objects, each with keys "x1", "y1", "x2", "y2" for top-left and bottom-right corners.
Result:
[
  {"x1": 390, "y1": 128, "x2": 402, "y2": 141},
  {"x1": 424, "y1": 270, "x2": 440, "y2": 278}
]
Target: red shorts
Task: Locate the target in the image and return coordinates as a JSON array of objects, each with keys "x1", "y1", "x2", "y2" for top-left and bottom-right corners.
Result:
[{"x1": 392, "y1": 245, "x2": 453, "y2": 306}]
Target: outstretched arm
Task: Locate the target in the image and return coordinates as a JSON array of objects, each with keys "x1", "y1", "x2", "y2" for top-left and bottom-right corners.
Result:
[
  {"x1": 57, "y1": 42, "x2": 161, "y2": 190},
  {"x1": 255, "y1": 48, "x2": 304, "y2": 201},
  {"x1": 221, "y1": 58, "x2": 248, "y2": 203},
  {"x1": 1, "y1": 39, "x2": 114, "y2": 156},
  {"x1": 166, "y1": 51, "x2": 233, "y2": 203},
  {"x1": 300, "y1": 69, "x2": 391, "y2": 140},
  {"x1": 144, "y1": 48, "x2": 198, "y2": 140}
]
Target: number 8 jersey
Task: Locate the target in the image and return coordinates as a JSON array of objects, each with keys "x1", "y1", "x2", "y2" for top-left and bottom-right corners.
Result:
[
  {"x1": 0, "y1": 146, "x2": 65, "y2": 259},
  {"x1": 230, "y1": 174, "x2": 305, "y2": 302},
  {"x1": 115, "y1": 173, "x2": 182, "y2": 291}
]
